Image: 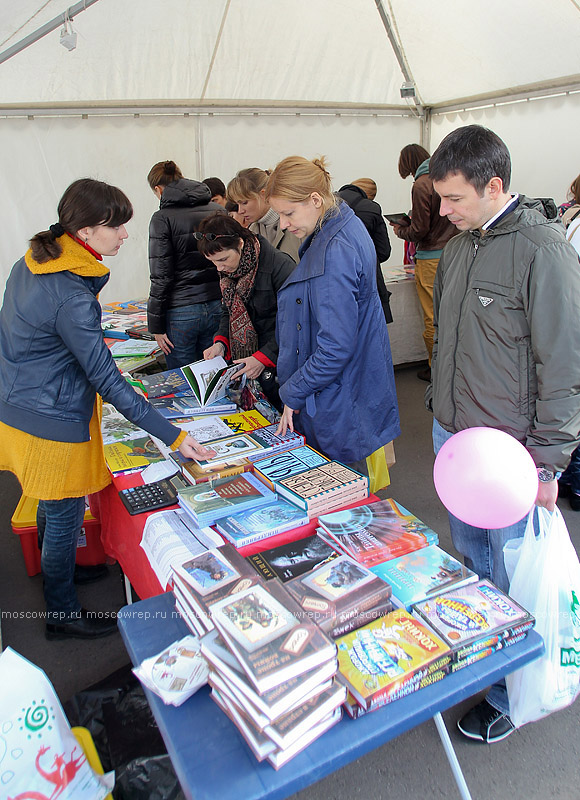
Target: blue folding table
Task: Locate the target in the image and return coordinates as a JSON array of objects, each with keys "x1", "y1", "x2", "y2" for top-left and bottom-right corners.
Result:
[{"x1": 118, "y1": 592, "x2": 544, "y2": 800}]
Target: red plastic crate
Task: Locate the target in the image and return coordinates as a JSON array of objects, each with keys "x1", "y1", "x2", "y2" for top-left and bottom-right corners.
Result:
[{"x1": 11, "y1": 495, "x2": 106, "y2": 577}]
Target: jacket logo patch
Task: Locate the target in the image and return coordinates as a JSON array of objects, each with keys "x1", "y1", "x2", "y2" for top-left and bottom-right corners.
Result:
[{"x1": 478, "y1": 295, "x2": 494, "y2": 307}]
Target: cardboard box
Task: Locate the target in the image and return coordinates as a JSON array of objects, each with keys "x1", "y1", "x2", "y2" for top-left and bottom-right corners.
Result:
[{"x1": 11, "y1": 495, "x2": 106, "y2": 577}]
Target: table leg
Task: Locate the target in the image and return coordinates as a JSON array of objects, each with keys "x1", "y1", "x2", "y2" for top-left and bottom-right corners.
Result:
[{"x1": 433, "y1": 712, "x2": 472, "y2": 800}]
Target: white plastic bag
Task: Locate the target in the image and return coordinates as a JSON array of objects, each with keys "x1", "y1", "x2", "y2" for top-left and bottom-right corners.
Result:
[
  {"x1": 0, "y1": 647, "x2": 114, "y2": 799},
  {"x1": 505, "y1": 506, "x2": 580, "y2": 727}
]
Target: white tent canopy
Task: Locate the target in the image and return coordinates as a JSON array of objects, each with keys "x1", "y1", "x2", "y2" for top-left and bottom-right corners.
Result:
[{"x1": 1, "y1": 0, "x2": 579, "y2": 301}]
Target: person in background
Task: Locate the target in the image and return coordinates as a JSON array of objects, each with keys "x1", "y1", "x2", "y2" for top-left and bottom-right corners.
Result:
[
  {"x1": 147, "y1": 160, "x2": 225, "y2": 368},
  {"x1": 197, "y1": 213, "x2": 295, "y2": 408},
  {"x1": 558, "y1": 173, "x2": 580, "y2": 227},
  {"x1": 202, "y1": 176, "x2": 227, "y2": 207},
  {"x1": 429, "y1": 125, "x2": 580, "y2": 742},
  {"x1": 556, "y1": 173, "x2": 580, "y2": 508},
  {"x1": 225, "y1": 199, "x2": 249, "y2": 228},
  {"x1": 337, "y1": 177, "x2": 393, "y2": 323},
  {"x1": 227, "y1": 167, "x2": 300, "y2": 263},
  {"x1": 391, "y1": 144, "x2": 458, "y2": 381},
  {"x1": 0, "y1": 179, "x2": 214, "y2": 641},
  {"x1": 266, "y1": 155, "x2": 400, "y2": 468}
]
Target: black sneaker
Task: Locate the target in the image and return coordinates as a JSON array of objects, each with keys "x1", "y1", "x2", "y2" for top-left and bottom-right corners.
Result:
[
  {"x1": 570, "y1": 491, "x2": 580, "y2": 512},
  {"x1": 457, "y1": 699, "x2": 515, "y2": 743}
]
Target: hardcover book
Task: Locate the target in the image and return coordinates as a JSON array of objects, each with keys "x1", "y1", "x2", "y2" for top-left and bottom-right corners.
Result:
[
  {"x1": 243, "y1": 425, "x2": 305, "y2": 461},
  {"x1": 317, "y1": 498, "x2": 438, "y2": 567},
  {"x1": 170, "y1": 451, "x2": 252, "y2": 486},
  {"x1": 141, "y1": 355, "x2": 240, "y2": 405},
  {"x1": 172, "y1": 543, "x2": 260, "y2": 631},
  {"x1": 335, "y1": 608, "x2": 451, "y2": 710},
  {"x1": 247, "y1": 533, "x2": 340, "y2": 582},
  {"x1": 286, "y1": 555, "x2": 393, "y2": 639},
  {"x1": 271, "y1": 462, "x2": 368, "y2": 515},
  {"x1": 193, "y1": 433, "x2": 268, "y2": 469},
  {"x1": 177, "y1": 472, "x2": 276, "y2": 527},
  {"x1": 215, "y1": 499, "x2": 309, "y2": 548},
  {"x1": 201, "y1": 629, "x2": 338, "y2": 722},
  {"x1": 209, "y1": 581, "x2": 337, "y2": 694},
  {"x1": 103, "y1": 435, "x2": 165, "y2": 474},
  {"x1": 266, "y1": 708, "x2": 342, "y2": 770},
  {"x1": 412, "y1": 579, "x2": 535, "y2": 652},
  {"x1": 252, "y1": 445, "x2": 331, "y2": 490},
  {"x1": 370, "y1": 544, "x2": 478, "y2": 610}
]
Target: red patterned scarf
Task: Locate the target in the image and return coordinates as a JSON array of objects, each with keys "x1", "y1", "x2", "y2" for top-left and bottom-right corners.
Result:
[{"x1": 220, "y1": 237, "x2": 260, "y2": 360}]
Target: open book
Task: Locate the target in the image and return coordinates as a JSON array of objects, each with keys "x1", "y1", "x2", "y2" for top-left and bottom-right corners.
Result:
[{"x1": 141, "y1": 355, "x2": 241, "y2": 405}]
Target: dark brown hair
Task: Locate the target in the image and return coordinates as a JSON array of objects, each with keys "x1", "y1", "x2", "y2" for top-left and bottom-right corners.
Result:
[
  {"x1": 203, "y1": 177, "x2": 226, "y2": 198},
  {"x1": 196, "y1": 212, "x2": 256, "y2": 257},
  {"x1": 398, "y1": 144, "x2": 430, "y2": 179},
  {"x1": 568, "y1": 174, "x2": 580, "y2": 205},
  {"x1": 29, "y1": 178, "x2": 133, "y2": 263},
  {"x1": 147, "y1": 160, "x2": 183, "y2": 191}
]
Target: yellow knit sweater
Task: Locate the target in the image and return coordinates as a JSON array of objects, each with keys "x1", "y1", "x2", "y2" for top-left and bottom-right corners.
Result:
[{"x1": 0, "y1": 237, "x2": 185, "y2": 500}]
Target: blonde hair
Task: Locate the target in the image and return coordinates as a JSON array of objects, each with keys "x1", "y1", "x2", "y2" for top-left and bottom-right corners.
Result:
[
  {"x1": 227, "y1": 167, "x2": 270, "y2": 204},
  {"x1": 265, "y1": 156, "x2": 337, "y2": 216},
  {"x1": 351, "y1": 178, "x2": 377, "y2": 201}
]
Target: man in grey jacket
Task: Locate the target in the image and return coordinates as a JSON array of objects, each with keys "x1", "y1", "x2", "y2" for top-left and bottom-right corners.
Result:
[{"x1": 429, "y1": 125, "x2": 580, "y2": 743}]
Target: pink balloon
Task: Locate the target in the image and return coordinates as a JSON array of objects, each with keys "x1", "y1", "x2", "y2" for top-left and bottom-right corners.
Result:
[{"x1": 433, "y1": 427, "x2": 538, "y2": 529}]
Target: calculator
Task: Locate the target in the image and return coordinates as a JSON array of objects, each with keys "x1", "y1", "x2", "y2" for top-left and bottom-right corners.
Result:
[{"x1": 119, "y1": 473, "x2": 189, "y2": 515}]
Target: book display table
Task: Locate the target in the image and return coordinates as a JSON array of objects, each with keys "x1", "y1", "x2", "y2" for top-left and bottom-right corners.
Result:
[
  {"x1": 94, "y1": 472, "x2": 380, "y2": 601},
  {"x1": 382, "y1": 265, "x2": 426, "y2": 365},
  {"x1": 118, "y1": 592, "x2": 544, "y2": 800}
]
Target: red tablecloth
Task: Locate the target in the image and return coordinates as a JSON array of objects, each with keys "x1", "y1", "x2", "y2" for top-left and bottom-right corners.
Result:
[{"x1": 94, "y1": 471, "x2": 378, "y2": 600}]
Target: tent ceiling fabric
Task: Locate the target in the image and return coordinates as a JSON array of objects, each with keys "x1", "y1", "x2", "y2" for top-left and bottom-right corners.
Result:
[{"x1": 1, "y1": 0, "x2": 579, "y2": 111}]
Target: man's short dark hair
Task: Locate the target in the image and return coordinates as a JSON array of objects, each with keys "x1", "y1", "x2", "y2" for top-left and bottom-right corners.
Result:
[
  {"x1": 429, "y1": 125, "x2": 511, "y2": 195},
  {"x1": 202, "y1": 177, "x2": 226, "y2": 197}
]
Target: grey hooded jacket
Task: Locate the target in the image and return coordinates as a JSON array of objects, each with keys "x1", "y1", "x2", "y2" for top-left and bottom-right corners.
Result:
[{"x1": 432, "y1": 195, "x2": 580, "y2": 472}]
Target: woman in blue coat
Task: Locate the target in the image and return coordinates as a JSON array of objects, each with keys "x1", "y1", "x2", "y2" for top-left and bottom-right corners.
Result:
[{"x1": 266, "y1": 156, "x2": 400, "y2": 466}]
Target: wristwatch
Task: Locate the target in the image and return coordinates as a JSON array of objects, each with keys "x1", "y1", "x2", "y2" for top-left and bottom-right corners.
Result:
[{"x1": 537, "y1": 464, "x2": 556, "y2": 482}]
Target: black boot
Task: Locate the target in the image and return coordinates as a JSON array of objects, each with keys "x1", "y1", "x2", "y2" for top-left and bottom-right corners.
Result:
[{"x1": 45, "y1": 608, "x2": 117, "y2": 641}]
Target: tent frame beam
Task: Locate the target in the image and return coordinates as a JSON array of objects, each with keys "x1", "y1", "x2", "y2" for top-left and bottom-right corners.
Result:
[
  {"x1": 0, "y1": 0, "x2": 102, "y2": 65},
  {"x1": 431, "y1": 77, "x2": 580, "y2": 115}
]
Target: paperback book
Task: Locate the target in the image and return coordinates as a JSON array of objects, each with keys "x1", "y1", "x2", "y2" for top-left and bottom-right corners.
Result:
[
  {"x1": 269, "y1": 461, "x2": 368, "y2": 516},
  {"x1": 109, "y1": 339, "x2": 160, "y2": 358},
  {"x1": 172, "y1": 543, "x2": 260, "y2": 631},
  {"x1": 252, "y1": 445, "x2": 330, "y2": 490},
  {"x1": 192, "y1": 433, "x2": 268, "y2": 468},
  {"x1": 201, "y1": 629, "x2": 338, "y2": 722},
  {"x1": 286, "y1": 555, "x2": 393, "y2": 639},
  {"x1": 335, "y1": 608, "x2": 451, "y2": 710},
  {"x1": 149, "y1": 395, "x2": 237, "y2": 418},
  {"x1": 412, "y1": 579, "x2": 535, "y2": 653},
  {"x1": 177, "y1": 473, "x2": 276, "y2": 528},
  {"x1": 140, "y1": 355, "x2": 240, "y2": 405},
  {"x1": 220, "y1": 409, "x2": 271, "y2": 433},
  {"x1": 370, "y1": 544, "x2": 478, "y2": 611},
  {"x1": 317, "y1": 498, "x2": 438, "y2": 567},
  {"x1": 247, "y1": 533, "x2": 340, "y2": 583},
  {"x1": 242, "y1": 425, "x2": 305, "y2": 461},
  {"x1": 100, "y1": 403, "x2": 145, "y2": 445},
  {"x1": 208, "y1": 580, "x2": 337, "y2": 694},
  {"x1": 214, "y1": 499, "x2": 310, "y2": 548},
  {"x1": 103, "y1": 435, "x2": 165, "y2": 474}
]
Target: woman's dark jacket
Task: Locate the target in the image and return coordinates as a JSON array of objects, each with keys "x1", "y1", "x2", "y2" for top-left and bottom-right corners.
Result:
[
  {"x1": 214, "y1": 235, "x2": 296, "y2": 366},
  {"x1": 147, "y1": 178, "x2": 226, "y2": 334}
]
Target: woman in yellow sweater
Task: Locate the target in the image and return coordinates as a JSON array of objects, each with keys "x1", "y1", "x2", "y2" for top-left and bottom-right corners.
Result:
[{"x1": 0, "y1": 178, "x2": 213, "y2": 641}]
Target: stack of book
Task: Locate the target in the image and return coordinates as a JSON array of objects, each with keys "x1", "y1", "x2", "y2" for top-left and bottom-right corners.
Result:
[
  {"x1": 192, "y1": 426, "x2": 305, "y2": 471},
  {"x1": 412, "y1": 579, "x2": 535, "y2": 673},
  {"x1": 177, "y1": 473, "x2": 276, "y2": 528},
  {"x1": 253, "y1": 460, "x2": 368, "y2": 519},
  {"x1": 214, "y1": 499, "x2": 309, "y2": 548},
  {"x1": 200, "y1": 579, "x2": 343, "y2": 768},
  {"x1": 101, "y1": 300, "x2": 148, "y2": 340},
  {"x1": 285, "y1": 554, "x2": 393, "y2": 639},
  {"x1": 335, "y1": 608, "x2": 452, "y2": 718},
  {"x1": 316, "y1": 498, "x2": 438, "y2": 567},
  {"x1": 172, "y1": 543, "x2": 261, "y2": 635},
  {"x1": 252, "y1": 445, "x2": 331, "y2": 490},
  {"x1": 370, "y1": 544, "x2": 478, "y2": 611}
]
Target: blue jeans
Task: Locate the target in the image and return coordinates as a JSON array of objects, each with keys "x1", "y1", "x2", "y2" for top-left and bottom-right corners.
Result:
[
  {"x1": 433, "y1": 418, "x2": 537, "y2": 715},
  {"x1": 37, "y1": 497, "x2": 86, "y2": 622},
  {"x1": 165, "y1": 300, "x2": 222, "y2": 369}
]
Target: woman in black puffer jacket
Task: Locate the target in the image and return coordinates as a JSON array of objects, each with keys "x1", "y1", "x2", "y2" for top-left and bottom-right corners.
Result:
[{"x1": 147, "y1": 160, "x2": 226, "y2": 368}]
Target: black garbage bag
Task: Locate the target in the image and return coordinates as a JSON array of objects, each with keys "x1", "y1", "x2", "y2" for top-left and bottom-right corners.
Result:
[{"x1": 63, "y1": 663, "x2": 182, "y2": 798}]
